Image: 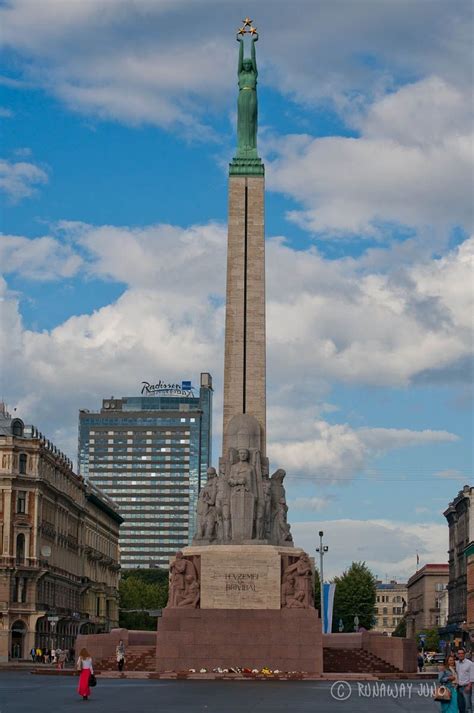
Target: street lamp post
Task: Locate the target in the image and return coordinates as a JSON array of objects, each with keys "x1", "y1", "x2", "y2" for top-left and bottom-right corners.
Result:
[{"x1": 316, "y1": 530, "x2": 329, "y2": 632}]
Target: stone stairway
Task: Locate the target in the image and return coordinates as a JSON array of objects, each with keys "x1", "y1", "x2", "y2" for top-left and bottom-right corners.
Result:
[
  {"x1": 97, "y1": 645, "x2": 156, "y2": 672},
  {"x1": 323, "y1": 647, "x2": 401, "y2": 674}
]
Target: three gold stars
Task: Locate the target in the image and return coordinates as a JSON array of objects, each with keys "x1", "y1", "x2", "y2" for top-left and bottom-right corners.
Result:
[{"x1": 238, "y1": 16, "x2": 258, "y2": 36}]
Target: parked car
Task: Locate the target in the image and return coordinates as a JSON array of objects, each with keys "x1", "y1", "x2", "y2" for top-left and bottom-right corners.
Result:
[{"x1": 429, "y1": 653, "x2": 446, "y2": 665}]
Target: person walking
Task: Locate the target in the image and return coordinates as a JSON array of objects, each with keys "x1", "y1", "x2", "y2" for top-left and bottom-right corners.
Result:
[
  {"x1": 58, "y1": 648, "x2": 67, "y2": 670},
  {"x1": 417, "y1": 651, "x2": 425, "y2": 673},
  {"x1": 30, "y1": 647, "x2": 36, "y2": 662},
  {"x1": 456, "y1": 648, "x2": 474, "y2": 713},
  {"x1": 437, "y1": 655, "x2": 459, "y2": 712},
  {"x1": 76, "y1": 648, "x2": 94, "y2": 701},
  {"x1": 116, "y1": 640, "x2": 126, "y2": 672},
  {"x1": 51, "y1": 648, "x2": 56, "y2": 664}
]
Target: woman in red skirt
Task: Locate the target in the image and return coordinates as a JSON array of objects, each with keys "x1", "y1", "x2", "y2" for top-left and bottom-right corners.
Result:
[{"x1": 76, "y1": 647, "x2": 94, "y2": 700}]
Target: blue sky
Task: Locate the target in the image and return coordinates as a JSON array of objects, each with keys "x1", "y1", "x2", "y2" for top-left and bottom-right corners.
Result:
[{"x1": 0, "y1": 0, "x2": 472, "y2": 579}]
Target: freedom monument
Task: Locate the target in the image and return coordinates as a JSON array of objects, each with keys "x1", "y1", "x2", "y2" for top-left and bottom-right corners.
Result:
[
  {"x1": 74, "y1": 21, "x2": 417, "y2": 677},
  {"x1": 155, "y1": 19, "x2": 323, "y2": 674}
]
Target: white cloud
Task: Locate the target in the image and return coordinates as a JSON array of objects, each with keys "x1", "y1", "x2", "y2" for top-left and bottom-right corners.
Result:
[
  {"x1": 289, "y1": 496, "x2": 332, "y2": 512},
  {"x1": 0, "y1": 1, "x2": 470, "y2": 130},
  {"x1": 0, "y1": 158, "x2": 48, "y2": 202},
  {"x1": 0, "y1": 221, "x2": 469, "y2": 473},
  {"x1": 266, "y1": 236, "x2": 474, "y2": 387},
  {"x1": 435, "y1": 469, "x2": 466, "y2": 481},
  {"x1": 265, "y1": 78, "x2": 473, "y2": 237},
  {"x1": 269, "y1": 420, "x2": 457, "y2": 481},
  {"x1": 291, "y1": 518, "x2": 448, "y2": 580},
  {"x1": 0, "y1": 235, "x2": 81, "y2": 280}
]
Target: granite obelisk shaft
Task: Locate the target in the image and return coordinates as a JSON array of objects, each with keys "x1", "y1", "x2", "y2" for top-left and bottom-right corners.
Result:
[{"x1": 222, "y1": 174, "x2": 266, "y2": 456}]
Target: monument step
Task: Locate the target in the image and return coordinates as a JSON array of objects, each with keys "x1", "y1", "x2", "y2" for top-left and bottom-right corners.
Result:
[{"x1": 323, "y1": 647, "x2": 402, "y2": 674}]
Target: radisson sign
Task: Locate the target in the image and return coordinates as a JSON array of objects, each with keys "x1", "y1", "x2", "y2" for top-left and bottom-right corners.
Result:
[{"x1": 141, "y1": 380, "x2": 195, "y2": 397}]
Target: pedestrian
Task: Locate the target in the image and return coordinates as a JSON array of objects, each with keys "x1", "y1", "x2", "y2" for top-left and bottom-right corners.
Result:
[
  {"x1": 51, "y1": 648, "x2": 56, "y2": 664},
  {"x1": 76, "y1": 648, "x2": 94, "y2": 701},
  {"x1": 456, "y1": 648, "x2": 474, "y2": 713},
  {"x1": 58, "y1": 648, "x2": 67, "y2": 670},
  {"x1": 116, "y1": 639, "x2": 126, "y2": 672},
  {"x1": 36, "y1": 647, "x2": 42, "y2": 663},
  {"x1": 30, "y1": 647, "x2": 36, "y2": 662},
  {"x1": 56, "y1": 647, "x2": 62, "y2": 670},
  {"x1": 417, "y1": 651, "x2": 425, "y2": 673},
  {"x1": 436, "y1": 655, "x2": 459, "y2": 712},
  {"x1": 44, "y1": 647, "x2": 50, "y2": 664}
]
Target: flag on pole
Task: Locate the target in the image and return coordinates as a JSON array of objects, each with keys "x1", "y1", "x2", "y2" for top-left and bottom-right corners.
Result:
[
  {"x1": 416, "y1": 552, "x2": 420, "y2": 568},
  {"x1": 322, "y1": 583, "x2": 336, "y2": 634}
]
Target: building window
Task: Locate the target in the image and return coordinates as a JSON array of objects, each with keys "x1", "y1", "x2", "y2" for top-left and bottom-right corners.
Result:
[
  {"x1": 383, "y1": 607, "x2": 388, "y2": 615},
  {"x1": 16, "y1": 533, "x2": 25, "y2": 564},
  {"x1": 17, "y1": 491, "x2": 27, "y2": 514},
  {"x1": 19, "y1": 454, "x2": 27, "y2": 474},
  {"x1": 383, "y1": 618, "x2": 388, "y2": 626},
  {"x1": 12, "y1": 420, "x2": 24, "y2": 437}
]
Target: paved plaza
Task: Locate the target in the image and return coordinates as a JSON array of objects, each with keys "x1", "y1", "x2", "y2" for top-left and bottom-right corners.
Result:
[{"x1": 1, "y1": 673, "x2": 438, "y2": 712}]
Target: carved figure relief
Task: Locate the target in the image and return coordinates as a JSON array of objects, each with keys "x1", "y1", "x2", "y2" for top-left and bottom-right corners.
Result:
[{"x1": 168, "y1": 552, "x2": 200, "y2": 609}]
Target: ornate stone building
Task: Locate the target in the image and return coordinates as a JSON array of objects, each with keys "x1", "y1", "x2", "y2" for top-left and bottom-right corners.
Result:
[
  {"x1": 0, "y1": 405, "x2": 122, "y2": 661},
  {"x1": 405, "y1": 564, "x2": 449, "y2": 638},
  {"x1": 443, "y1": 485, "x2": 474, "y2": 646},
  {"x1": 373, "y1": 580, "x2": 407, "y2": 635}
]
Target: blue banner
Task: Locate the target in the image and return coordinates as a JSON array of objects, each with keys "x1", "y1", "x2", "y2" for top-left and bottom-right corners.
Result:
[{"x1": 322, "y1": 582, "x2": 336, "y2": 634}]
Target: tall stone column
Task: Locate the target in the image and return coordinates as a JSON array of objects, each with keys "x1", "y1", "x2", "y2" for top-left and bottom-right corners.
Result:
[{"x1": 223, "y1": 172, "x2": 266, "y2": 456}]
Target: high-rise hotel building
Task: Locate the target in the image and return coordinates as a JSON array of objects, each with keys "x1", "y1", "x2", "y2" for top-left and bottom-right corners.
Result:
[{"x1": 78, "y1": 374, "x2": 213, "y2": 569}]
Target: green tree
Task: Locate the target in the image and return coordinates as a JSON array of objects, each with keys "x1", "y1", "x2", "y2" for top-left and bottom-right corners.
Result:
[
  {"x1": 392, "y1": 616, "x2": 407, "y2": 638},
  {"x1": 417, "y1": 628, "x2": 440, "y2": 651},
  {"x1": 332, "y1": 562, "x2": 376, "y2": 632},
  {"x1": 119, "y1": 568, "x2": 169, "y2": 630}
]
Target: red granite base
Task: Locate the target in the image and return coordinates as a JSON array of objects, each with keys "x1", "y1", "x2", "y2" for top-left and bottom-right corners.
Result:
[{"x1": 155, "y1": 608, "x2": 323, "y2": 674}]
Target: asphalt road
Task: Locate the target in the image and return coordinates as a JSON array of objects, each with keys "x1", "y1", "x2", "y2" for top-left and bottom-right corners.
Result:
[{"x1": 0, "y1": 673, "x2": 439, "y2": 712}]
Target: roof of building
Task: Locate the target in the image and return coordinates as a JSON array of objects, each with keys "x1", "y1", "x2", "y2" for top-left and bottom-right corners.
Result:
[
  {"x1": 444, "y1": 485, "x2": 474, "y2": 518},
  {"x1": 0, "y1": 402, "x2": 122, "y2": 525},
  {"x1": 407, "y1": 563, "x2": 449, "y2": 587}
]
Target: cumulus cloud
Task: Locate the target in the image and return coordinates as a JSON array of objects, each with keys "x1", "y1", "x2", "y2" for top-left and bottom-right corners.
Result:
[
  {"x1": 0, "y1": 157, "x2": 48, "y2": 202},
  {"x1": 0, "y1": 220, "x2": 468, "y2": 472},
  {"x1": 269, "y1": 420, "x2": 457, "y2": 481},
  {"x1": 0, "y1": 234, "x2": 81, "y2": 280},
  {"x1": 0, "y1": 1, "x2": 470, "y2": 130},
  {"x1": 291, "y1": 518, "x2": 448, "y2": 580},
  {"x1": 265, "y1": 77, "x2": 473, "y2": 237},
  {"x1": 267, "y1": 236, "x2": 474, "y2": 387},
  {"x1": 289, "y1": 496, "x2": 332, "y2": 512}
]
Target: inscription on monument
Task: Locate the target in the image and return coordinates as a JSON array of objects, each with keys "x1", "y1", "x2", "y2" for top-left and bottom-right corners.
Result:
[
  {"x1": 199, "y1": 547, "x2": 281, "y2": 609},
  {"x1": 225, "y1": 572, "x2": 259, "y2": 592}
]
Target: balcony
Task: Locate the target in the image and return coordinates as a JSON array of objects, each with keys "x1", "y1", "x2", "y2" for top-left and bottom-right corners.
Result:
[{"x1": 0, "y1": 556, "x2": 39, "y2": 570}]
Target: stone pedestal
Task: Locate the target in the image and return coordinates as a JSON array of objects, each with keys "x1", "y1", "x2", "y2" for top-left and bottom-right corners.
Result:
[
  {"x1": 159, "y1": 545, "x2": 322, "y2": 673},
  {"x1": 156, "y1": 608, "x2": 323, "y2": 674}
]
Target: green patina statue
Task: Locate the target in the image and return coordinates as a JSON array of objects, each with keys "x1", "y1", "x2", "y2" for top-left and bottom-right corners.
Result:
[
  {"x1": 230, "y1": 19, "x2": 264, "y2": 176},
  {"x1": 236, "y1": 32, "x2": 258, "y2": 158}
]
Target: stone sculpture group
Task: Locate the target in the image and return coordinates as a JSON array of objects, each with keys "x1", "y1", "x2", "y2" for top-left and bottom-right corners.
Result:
[{"x1": 194, "y1": 414, "x2": 293, "y2": 547}]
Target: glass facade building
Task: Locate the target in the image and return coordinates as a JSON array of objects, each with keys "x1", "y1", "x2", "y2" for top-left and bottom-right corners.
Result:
[{"x1": 78, "y1": 373, "x2": 213, "y2": 569}]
